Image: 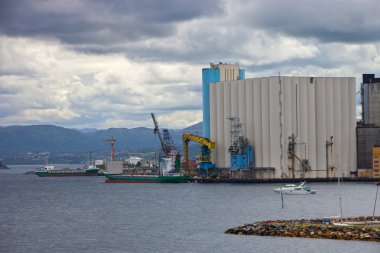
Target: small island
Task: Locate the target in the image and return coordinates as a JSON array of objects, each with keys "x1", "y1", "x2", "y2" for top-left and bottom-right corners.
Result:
[
  {"x1": 225, "y1": 216, "x2": 380, "y2": 242},
  {"x1": 0, "y1": 161, "x2": 10, "y2": 170}
]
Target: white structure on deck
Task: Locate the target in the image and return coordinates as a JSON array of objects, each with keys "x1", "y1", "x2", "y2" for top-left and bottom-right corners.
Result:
[
  {"x1": 128, "y1": 156, "x2": 143, "y2": 165},
  {"x1": 209, "y1": 76, "x2": 357, "y2": 179}
]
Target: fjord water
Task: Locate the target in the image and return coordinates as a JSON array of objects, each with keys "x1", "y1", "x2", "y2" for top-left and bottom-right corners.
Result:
[{"x1": 1, "y1": 166, "x2": 379, "y2": 253}]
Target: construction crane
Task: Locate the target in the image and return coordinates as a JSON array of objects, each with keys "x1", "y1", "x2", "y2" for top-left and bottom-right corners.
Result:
[
  {"x1": 151, "y1": 113, "x2": 180, "y2": 170},
  {"x1": 182, "y1": 133, "x2": 216, "y2": 178},
  {"x1": 105, "y1": 136, "x2": 116, "y2": 161}
]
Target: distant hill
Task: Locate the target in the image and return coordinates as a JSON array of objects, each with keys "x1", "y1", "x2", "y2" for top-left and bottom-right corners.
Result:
[
  {"x1": 0, "y1": 123, "x2": 204, "y2": 154},
  {"x1": 75, "y1": 128, "x2": 98, "y2": 134},
  {"x1": 0, "y1": 125, "x2": 93, "y2": 153},
  {"x1": 183, "y1": 122, "x2": 203, "y2": 134}
]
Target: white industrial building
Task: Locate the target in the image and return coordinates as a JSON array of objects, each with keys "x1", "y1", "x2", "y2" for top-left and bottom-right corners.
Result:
[{"x1": 209, "y1": 76, "x2": 357, "y2": 179}]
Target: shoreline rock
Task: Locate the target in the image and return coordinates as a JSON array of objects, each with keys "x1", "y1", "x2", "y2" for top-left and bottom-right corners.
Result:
[
  {"x1": 225, "y1": 216, "x2": 380, "y2": 242},
  {"x1": 0, "y1": 161, "x2": 10, "y2": 170}
]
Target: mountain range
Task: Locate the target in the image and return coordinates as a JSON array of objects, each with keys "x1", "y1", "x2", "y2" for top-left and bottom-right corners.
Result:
[{"x1": 0, "y1": 122, "x2": 203, "y2": 154}]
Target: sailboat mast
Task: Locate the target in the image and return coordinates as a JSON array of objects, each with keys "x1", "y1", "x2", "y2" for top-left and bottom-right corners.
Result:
[
  {"x1": 373, "y1": 183, "x2": 379, "y2": 221},
  {"x1": 338, "y1": 173, "x2": 343, "y2": 222}
]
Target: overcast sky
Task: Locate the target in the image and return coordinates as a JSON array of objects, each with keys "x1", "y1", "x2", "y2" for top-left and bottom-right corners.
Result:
[{"x1": 1, "y1": 0, "x2": 379, "y2": 129}]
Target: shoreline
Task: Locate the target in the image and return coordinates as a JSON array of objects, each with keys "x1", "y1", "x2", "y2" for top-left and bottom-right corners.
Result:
[
  {"x1": 190, "y1": 177, "x2": 380, "y2": 184},
  {"x1": 19, "y1": 170, "x2": 380, "y2": 184},
  {"x1": 225, "y1": 216, "x2": 380, "y2": 242}
]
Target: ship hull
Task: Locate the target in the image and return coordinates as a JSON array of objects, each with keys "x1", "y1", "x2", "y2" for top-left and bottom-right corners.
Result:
[
  {"x1": 35, "y1": 168, "x2": 99, "y2": 177},
  {"x1": 104, "y1": 174, "x2": 190, "y2": 183}
]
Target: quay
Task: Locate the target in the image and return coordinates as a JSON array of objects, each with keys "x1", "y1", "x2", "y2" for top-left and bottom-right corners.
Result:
[{"x1": 189, "y1": 177, "x2": 380, "y2": 184}]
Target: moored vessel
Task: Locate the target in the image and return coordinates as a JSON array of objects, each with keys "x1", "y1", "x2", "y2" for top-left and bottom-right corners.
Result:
[
  {"x1": 273, "y1": 182, "x2": 316, "y2": 195},
  {"x1": 35, "y1": 164, "x2": 99, "y2": 177},
  {"x1": 104, "y1": 172, "x2": 190, "y2": 183}
]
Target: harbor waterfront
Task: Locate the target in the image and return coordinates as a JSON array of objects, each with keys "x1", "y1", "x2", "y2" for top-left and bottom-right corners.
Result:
[
  {"x1": 104, "y1": 172, "x2": 190, "y2": 183},
  {"x1": 0, "y1": 165, "x2": 379, "y2": 253}
]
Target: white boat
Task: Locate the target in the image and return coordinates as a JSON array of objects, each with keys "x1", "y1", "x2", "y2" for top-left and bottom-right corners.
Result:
[{"x1": 274, "y1": 182, "x2": 316, "y2": 195}]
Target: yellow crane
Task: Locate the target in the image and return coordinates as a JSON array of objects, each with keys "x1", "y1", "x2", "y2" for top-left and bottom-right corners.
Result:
[{"x1": 182, "y1": 133, "x2": 216, "y2": 177}]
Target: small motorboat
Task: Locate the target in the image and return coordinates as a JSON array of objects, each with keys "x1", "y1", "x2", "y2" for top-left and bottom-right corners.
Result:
[{"x1": 274, "y1": 182, "x2": 316, "y2": 195}]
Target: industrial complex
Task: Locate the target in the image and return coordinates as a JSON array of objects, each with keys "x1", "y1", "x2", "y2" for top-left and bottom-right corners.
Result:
[
  {"x1": 101, "y1": 63, "x2": 379, "y2": 182},
  {"x1": 200, "y1": 63, "x2": 380, "y2": 180}
]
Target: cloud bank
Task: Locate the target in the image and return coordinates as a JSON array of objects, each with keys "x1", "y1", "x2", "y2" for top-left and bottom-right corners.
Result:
[{"x1": 0, "y1": 0, "x2": 379, "y2": 128}]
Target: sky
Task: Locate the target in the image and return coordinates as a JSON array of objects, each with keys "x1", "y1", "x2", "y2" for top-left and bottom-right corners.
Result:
[{"x1": 0, "y1": 0, "x2": 379, "y2": 129}]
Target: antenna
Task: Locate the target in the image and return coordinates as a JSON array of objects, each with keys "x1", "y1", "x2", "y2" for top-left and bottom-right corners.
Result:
[
  {"x1": 279, "y1": 73, "x2": 284, "y2": 177},
  {"x1": 295, "y1": 83, "x2": 299, "y2": 139},
  {"x1": 336, "y1": 155, "x2": 343, "y2": 222}
]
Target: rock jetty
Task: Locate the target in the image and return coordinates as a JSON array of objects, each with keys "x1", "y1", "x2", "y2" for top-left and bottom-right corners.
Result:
[{"x1": 225, "y1": 216, "x2": 380, "y2": 242}]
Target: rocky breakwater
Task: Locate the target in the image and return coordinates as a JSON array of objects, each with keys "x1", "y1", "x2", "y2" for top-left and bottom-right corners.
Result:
[{"x1": 225, "y1": 216, "x2": 380, "y2": 242}]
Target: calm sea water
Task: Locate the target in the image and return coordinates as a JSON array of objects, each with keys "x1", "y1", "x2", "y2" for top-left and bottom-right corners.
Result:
[{"x1": 0, "y1": 165, "x2": 379, "y2": 253}]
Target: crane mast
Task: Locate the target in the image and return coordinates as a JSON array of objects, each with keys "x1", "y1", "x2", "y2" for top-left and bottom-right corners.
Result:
[
  {"x1": 151, "y1": 113, "x2": 178, "y2": 156},
  {"x1": 151, "y1": 113, "x2": 165, "y2": 151},
  {"x1": 151, "y1": 113, "x2": 180, "y2": 172}
]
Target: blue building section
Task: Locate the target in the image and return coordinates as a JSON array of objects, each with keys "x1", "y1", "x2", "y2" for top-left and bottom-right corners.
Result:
[
  {"x1": 239, "y1": 69, "x2": 245, "y2": 80},
  {"x1": 230, "y1": 146, "x2": 254, "y2": 169},
  {"x1": 202, "y1": 68, "x2": 220, "y2": 139},
  {"x1": 202, "y1": 65, "x2": 245, "y2": 139}
]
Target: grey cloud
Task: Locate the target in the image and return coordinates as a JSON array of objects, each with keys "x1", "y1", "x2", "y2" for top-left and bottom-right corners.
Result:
[
  {"x1": 0, "y1": 0, "x2": 223, "y2": 44},
  {"x1": 251, "y1": 57, "x2": 339, "y2": 73},
  {"x1": 240, "y1": 0, "x2": 380, "y2": 43},
  {"x1": 0, "y1": 85, "x2": 19, "y2": 95},
  {"x1": 1, "y1": 0, "x2": 379, "y2": 63}
]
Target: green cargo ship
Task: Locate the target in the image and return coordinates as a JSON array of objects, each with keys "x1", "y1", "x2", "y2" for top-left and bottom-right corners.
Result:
[
  {"x1": 104, "y1": 173, "x2": 190, "y2": 183},
  {"x1": 35, "y1": 165, "x2": 99, "y2": 177}
]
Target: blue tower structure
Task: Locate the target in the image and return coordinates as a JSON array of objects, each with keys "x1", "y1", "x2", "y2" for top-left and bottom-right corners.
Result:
[
  {"x1": 239, "y1": 69, "x2": 245, "y2": 79},
  {"x1": 202, "y1": 63, "x2": 245, "y2": 138},
  {"x1": 202, "y1": 68, "x2": 220, "y2": 139}
]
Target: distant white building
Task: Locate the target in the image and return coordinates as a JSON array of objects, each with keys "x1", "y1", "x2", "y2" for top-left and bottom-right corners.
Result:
[
  {"x1": 95, "y1": 160, "x2": 104, "y2": 166},
  {"x1": 128, "y1": 156, "x2": 143, "y2": 165}
]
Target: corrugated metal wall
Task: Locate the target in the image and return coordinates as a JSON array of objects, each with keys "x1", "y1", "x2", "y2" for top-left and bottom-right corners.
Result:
[{"x1": 209, "y1": 76, "x2": 357, "y2": 179}]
